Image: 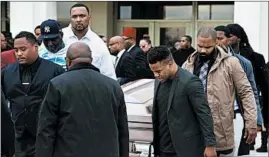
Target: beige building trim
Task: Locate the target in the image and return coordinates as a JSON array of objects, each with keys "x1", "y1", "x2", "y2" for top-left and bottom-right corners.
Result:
[{"x1": 82, "y1": 2, "x2": 114, "y2": 39}]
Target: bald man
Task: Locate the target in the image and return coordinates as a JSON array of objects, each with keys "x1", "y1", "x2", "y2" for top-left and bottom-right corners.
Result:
[
  {"x1": 109, "y1": 36, "x2": 136, "y2": 85},
  {"x1": 36, "y1": 42, "x2": 129, "y2": 157}
]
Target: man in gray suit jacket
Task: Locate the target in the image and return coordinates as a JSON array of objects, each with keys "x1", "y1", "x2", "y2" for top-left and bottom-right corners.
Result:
[{"x1": 147, "y1": 46, "x2": 217, "y2": 157}]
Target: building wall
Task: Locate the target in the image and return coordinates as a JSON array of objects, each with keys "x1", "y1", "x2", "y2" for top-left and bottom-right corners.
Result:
[
  {"x1": 81, "y1": 1, "x2": 114, "y2": 39},
  {"x1": 10, "y1": 2, "x2": 57, "y2": 37},
  {"x1": 234, "y1": 2, "x2": 268, "y2": 62}
]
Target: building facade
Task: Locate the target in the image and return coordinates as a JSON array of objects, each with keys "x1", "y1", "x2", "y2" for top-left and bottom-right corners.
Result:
[{"x1": 1, "y1": 1, "x2": 268, "y2": 61}]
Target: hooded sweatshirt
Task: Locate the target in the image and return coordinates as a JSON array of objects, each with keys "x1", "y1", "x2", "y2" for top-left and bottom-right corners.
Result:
[{"x1": 38, "y1": 44, "x2": 67, "y2": 70}]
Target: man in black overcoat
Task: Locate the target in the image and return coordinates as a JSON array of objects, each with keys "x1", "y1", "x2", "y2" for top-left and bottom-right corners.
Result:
[{"x1": 35, "y1": 42, "x2": 129, "y2": 157}]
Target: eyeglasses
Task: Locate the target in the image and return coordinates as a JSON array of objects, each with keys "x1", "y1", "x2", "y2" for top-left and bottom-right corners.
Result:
[
  {"x1": 109, "y1": 42, "x2": 118, "y2": 46},
  {"x1": 123, "y1": 37, "x2": 132, "y2": 41}
]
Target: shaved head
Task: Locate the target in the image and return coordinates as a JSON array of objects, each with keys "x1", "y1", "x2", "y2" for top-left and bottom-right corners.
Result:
[
  {"x1": 109, "y1": 36, "x2": 125, "y2": 54},
  {"x1": 66, "y1": 42, "x2": 92, "y2": 68},
  {"x1": 67, "y1": 42, "x2": 92, "y2": 59},
  {"x1": 110, "y1": 36, "x2": 124, "y2": 43},
  {"x1": 197, "y1": 27, "x2": 217, "y2": 41}
]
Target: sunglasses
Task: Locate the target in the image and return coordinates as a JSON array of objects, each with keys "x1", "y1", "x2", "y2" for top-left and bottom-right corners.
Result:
[
  {"x1": 109, "y1": 42, "x2": 118, "y2": 46},
  {"x1": 123, "y1": 37, "x2": 132, "y2": 41}
]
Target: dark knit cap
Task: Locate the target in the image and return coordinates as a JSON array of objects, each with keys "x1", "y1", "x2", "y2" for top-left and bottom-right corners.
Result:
[
  {"x1": 214, "y1": 25, "x2": 231, "y2": 38},
  {"x1": 226, "y1": 24, "x2": 242, "y2": 38}
]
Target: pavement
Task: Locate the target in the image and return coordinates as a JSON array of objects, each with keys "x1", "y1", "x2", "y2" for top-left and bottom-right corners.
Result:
[
  {"x1": 234, "y1": 113, "x2": 268, "y2": 157},
  {"x1": 129, "y1": 115, "x2": 268, "y2": 157}
]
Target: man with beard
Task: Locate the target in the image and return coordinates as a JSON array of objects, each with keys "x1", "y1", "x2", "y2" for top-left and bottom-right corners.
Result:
[
  {"x1": 1, "y1": 31, "x2": 64, "y2": 157},
  {"x1": 109, "y1": 36, "x2": 136, "y2": 85},
  {"x1": 214, "y1": 25, "x2": 263, "y2": 156},
  {"x1": 182, "y1": 27, "x2": 257, "y2": 157},
  {"x1": 38, "y1": 19, "x2": 67, "y2": 70},
  {"x1": 122, "y1": 27, "x2": 148, "y2": 79},
  {"x1": 172, "y1": 35, "x2": 196, "y2": 67},
  {"x1": 227, "y1": 24, "x2": 268, "y2": 153},
  {"x1": 62, "y1": 3, "x2": 116, "y2": 80}
]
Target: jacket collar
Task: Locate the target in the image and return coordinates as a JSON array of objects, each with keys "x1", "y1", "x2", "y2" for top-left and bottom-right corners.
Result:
[
  {"x1": 19, "y1": 57, "x2": 41, "y2": 73},
  {"x1": 184, "y1": 46, "x2": 231, "y2": 73},
  {"x1": 68, "y1": 62, "x2": 100, "y2": 73}
]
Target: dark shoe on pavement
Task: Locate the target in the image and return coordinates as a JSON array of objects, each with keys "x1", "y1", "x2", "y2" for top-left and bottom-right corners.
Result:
[
  {"x1": 256, "y1": 145, "x2": 268, "y2": 152},
  {"x1": 256, "y1": 131, "x2": 268, "y2": 152}
]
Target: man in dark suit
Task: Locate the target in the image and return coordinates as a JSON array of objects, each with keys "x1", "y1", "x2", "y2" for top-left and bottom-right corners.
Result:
[
  {"x1": 1, "y1": 89, "x2": 15, "y2": 157},
  {"x1": 109, "y1": 36, "x2": 136, "y2": 85},
  {"x1": 36, "y1": 42, "x2": 129, "y2": 157},
  {"x1": 147, "y1": 46, "x2": 217, "y2": 157},
  {"x1": 122, "y1": 27, "x2": 148, "y2": 79},
  {"x1": 1, "y1": 31, "x2": 65, "y2": 157}
]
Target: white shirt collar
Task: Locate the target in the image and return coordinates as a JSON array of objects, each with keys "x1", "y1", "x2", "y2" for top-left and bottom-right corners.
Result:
[
  {"x1": 115, "y1": 49, "x2": 125, "y2": 67},
  {"x1": 117, "y1": 49, "x2": 125, "y2": 58},
  {"x1": 227, "y1": 46, "x2": 232, "y2": 56},
  {"x1": 65, "y1": 24, "x2": 92, "y2": 41},
  {"x1": 127, "y1": 44, "x2": 136, "y2": 52}
]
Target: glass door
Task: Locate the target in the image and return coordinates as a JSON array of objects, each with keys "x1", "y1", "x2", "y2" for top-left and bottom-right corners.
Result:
[
  {"x1": 117, "y1": 20, "x2": 155, "y2": 45},
  {"x1": 117, "y1": 20, "x2": 192, "y2": 47},
  {"x1": 154, "y1": 21, "x2": 192, "y2": 49},
  {"x1": 194, "y1": 20, "x2": 233, "y2": 47}
]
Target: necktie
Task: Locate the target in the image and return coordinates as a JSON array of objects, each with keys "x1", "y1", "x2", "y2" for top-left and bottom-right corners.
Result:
[
  {"x1": 21, "y1": 68, "x2": 32, "y2": 91},
  {"x1": 115, "y1": 56, "x2": 119, "y2": 68},
  {"x1": 199, "y1": 61, "x2": 209, "y2": 92}
]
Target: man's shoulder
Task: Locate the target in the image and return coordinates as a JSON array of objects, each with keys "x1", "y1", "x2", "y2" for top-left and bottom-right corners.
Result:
[
  {"x1": 177, "y1": 67, "x2": 201, "y2": 87},
  {"x1": 91, "y1": 70, "x2": 120, "y2": 87},
  {"x1": 122, "y1": 50, "x2": 132, "y2": 58},
  {"x1": 40, "y1": 58, "x2": 64, "y2": 70},
  {"x1": 2, "y1": 62, "x2": 17, "y2": 72},
  {"x1": 62, "y1": 26, "x2": 71, "y2": 35},
  {"x1": 222, "y1": 54, "x2": 239, "y2": 65},
  {"x1": 132, "y1": 45, "x2": 143, "y2": 53},
  {"x1": 252, "y1": 51, "x2": 265, "y2": 59},
  {"x1": 234, "y1": 54, "x2": 252, "y2": 67},
  {"x1": 51, "y1": 68, "x2": 120, "y2": 89},
  {"x1": 179, "y1": 67, "x2": 195, "y2": 79},
  {"x1": 88, "y1": 30, "x2": 108, "y2": 47},
  {"x1": 1, "y1": 49, "x2": 15, "y2": 57}
]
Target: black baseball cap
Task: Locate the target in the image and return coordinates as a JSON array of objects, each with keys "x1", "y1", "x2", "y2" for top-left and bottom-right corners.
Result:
[{"x1": 38, "y1": 19, "x2": 61, "y2": 40}]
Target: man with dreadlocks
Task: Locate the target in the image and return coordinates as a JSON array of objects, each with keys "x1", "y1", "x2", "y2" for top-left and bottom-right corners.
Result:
[{"x1": 227, "y1": 23, "x2": 269, "y2": 153}]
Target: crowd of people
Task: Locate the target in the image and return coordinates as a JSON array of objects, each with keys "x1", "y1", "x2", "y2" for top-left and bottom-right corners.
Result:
[{"x1": 1, "y1": 3, "x2": 269, "y2": 157}]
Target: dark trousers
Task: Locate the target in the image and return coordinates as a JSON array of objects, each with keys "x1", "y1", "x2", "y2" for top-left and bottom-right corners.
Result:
[
  {"x1": 14, "y1": 126, "x2": 36, "y2": 157},
  {"x1": 217, "y1": 149, "x2": 234, "y2": 157},
  {"x1": 237, "y1": 127, "x2": 250, "y2": 156},
  {"x1": 159, "y1": 152, "x2": 178, "y2": 157}
]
